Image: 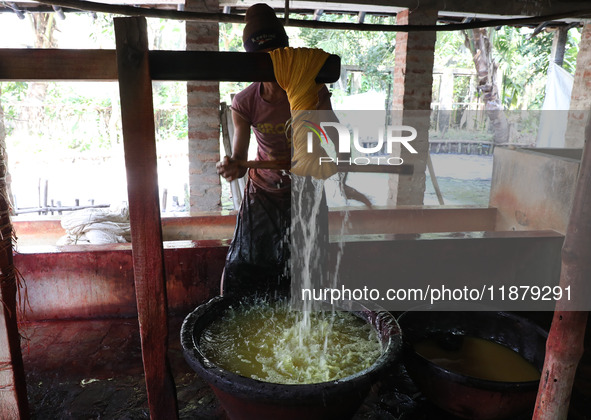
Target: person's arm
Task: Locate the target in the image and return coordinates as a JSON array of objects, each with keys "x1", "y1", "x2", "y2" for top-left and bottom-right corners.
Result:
[{"x1": 216, "y1": 110, "x2": 251, "y2": 182}]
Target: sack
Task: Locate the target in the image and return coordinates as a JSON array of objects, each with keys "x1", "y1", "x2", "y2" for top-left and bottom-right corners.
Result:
[{"x1": 57, "y1": 204, "x2": 131, "y2": 245}]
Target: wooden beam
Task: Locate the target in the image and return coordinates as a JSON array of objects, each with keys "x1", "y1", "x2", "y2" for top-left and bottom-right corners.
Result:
[
  {"x1": 12, "y1": 0, "x2": 591, "y2": 17},
  {"x1": 220, "y1": 0, "x2": 587, "y2": 18},
  {"x1": 0, "y1": 49, "x2": 340, "y2": 83},
  {"x1": 7, "y1": 2, "x2": 26, "y2": 19},
  {"x1": 0, "y1": 49, "x2": 117, "y2": 81},
  {"x1": 357, "y1": 11, "x2": 366, "y2": 24},
  {"x1": 23, "y1": 0, "x2": 591, "y2": 31},
  {"x1": 533, "y1": 112, "x2": 591, "y2": 418},
  {"x1": 114, "y1": 16, "x2": 178, "y2": 419},
  {"x1": 51, "y1": 5, "x2": 66, "y2": 19}
]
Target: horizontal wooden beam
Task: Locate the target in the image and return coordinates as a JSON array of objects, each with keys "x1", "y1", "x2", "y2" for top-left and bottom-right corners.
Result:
[
  {"x1": 10, "y1": 0, "x2": 591, "y2": 19},
  {"x1": 0, "y1": 49, "x2": 117, "y2": 81},
  {"x1": 149, "y1": 51, "x2": 341, "y2": 83},
  {"x1": 0, "y1": 48, "x2": 341, "y2": 83}
]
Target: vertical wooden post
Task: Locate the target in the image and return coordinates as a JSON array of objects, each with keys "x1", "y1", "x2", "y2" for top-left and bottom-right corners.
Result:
[
  {"x1": 533, "y1": 112, "x2": 591, "y2": 419},
  {"x1": 0, "y1": 151, "x2": 29, "y2": 419},
  {"x1": 114, "y1": 17, "x2": 178, "y2": 419}
]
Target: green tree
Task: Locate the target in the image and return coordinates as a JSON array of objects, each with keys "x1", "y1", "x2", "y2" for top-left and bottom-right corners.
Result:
[
  {"x1": 494, "y1": 26, "x2": 580, "y2": 109},
  {"x1": 462, "y1": 27, "x2": 510, "y2": 143},
  {"x1": 297, "y1": 14, "x2": 397, "y2": 99},
  {"x1": 434, "y1": 30, "x2": 473, "y2": 69}
]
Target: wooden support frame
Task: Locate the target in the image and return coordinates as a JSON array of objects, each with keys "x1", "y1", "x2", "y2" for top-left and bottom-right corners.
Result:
[
  {"x1": 533, "y1": 113, "x2": 591, "y2": 418},
  {"x1": 2, "y1": 14, "x2": 589, "y2": 419},
  {"x1": 111, "y1": 16, "x2": 341, "y2": 419},
  {"x1": 1, "y1": 19, "x2": 342, "y2": 417}
]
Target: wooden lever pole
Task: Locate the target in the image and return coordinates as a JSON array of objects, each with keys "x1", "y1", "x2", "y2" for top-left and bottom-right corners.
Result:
[{"x1": 235, "y1": 159, "x2": 414, "y2": 175}]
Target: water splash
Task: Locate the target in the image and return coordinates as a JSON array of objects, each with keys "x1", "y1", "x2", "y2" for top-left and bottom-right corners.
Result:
[{"x1": 199, "y1": 299, "x2": 381, "y2": 385}]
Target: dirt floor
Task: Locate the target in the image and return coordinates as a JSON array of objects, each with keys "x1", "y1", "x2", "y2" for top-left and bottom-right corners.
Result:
[{"x1": 19, "y1": 315, "x2": 532, "y2": 420}]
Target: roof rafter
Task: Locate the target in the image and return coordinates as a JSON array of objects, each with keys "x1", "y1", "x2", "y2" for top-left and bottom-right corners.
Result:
[{"x1": 3, "y1": 0, "x2": 591, "y2": 32}]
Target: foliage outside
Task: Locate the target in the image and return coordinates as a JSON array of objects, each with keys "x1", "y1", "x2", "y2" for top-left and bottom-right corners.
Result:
[
  {"x1": 1, "y1": 13, "x2": 581, "y2": 153},
  {"x1": 0, "y1": 12, "x2": 582, "y2": 211}
]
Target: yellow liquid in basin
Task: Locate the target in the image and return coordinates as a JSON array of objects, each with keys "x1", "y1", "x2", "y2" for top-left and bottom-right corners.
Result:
[
  {"x1": 199, "y1": 300, "x2": 383, "y2": 385},
  {"x1": 414, "y1": 336, "x2": 541, "y2": 382}
]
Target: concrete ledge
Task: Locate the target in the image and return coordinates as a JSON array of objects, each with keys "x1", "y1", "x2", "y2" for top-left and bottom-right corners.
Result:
[
  {"x1": 14, "y1": 228, "x2": 563, "y2": 321},
  {"x1": 13, "y1": 206, "x2": 498, "y2": 247},
  {"x1": 328, "y1": 205, "x2": 496, "y2": 236},
  {"x1": 330, "y1": 229, "x2": 564, "y2": 311}
]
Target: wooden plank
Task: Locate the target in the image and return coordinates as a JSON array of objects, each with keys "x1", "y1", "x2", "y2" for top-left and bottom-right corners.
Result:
[
  {"x1": 0, "y1": 49, "x2": 340, "y2": 83},
  {"x1": 0, "y1": 49, "x2": 117, "y2": 81},
  {"x1": 114, "y1": 17, "x2": 178, "y2": 419}
]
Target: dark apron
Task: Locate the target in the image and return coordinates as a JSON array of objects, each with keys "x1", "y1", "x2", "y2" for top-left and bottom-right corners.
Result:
[{"x1": 222, "y1": 175, "x2": 328, "y2": 299}]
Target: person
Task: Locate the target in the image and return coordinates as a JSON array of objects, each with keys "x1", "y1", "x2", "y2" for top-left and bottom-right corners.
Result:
[{"x1": 216, "y1": 3, "x2": 336, "y2": 298}]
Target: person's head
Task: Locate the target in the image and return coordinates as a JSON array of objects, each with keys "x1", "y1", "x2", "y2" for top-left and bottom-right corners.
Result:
[{"x1": 242, "y1": 3, "x2": 289, "y2": 52}]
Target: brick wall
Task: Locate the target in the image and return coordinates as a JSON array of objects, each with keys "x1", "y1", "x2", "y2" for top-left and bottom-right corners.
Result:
[
  {"x1": 387, "y1": 8, "x2": 438, "y2": 205},
  {"x1": 565, "y1": 23, "x2": 591, "y2": 148},
  {"x1": 185, "y1": 0, "x2": 221, "y2": 212}
]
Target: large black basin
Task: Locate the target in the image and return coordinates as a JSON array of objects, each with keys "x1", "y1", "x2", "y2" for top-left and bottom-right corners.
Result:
[
  {"x1": 181, "y1": 296, "x2": 403, "y2": 420},
  {"x1": 398, "y1": 309, "x2": 547, "y2": 420}
]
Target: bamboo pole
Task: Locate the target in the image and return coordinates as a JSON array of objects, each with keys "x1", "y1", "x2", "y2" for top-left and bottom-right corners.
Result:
[
  {"x1": 533, "y1": 112, "x2": 591, "y2": 419},
  {"x1": 235, "y1": 159, "x2": 414, "y2": 174}
]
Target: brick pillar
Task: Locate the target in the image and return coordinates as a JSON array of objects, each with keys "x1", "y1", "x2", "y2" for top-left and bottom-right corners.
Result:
[
  {"x1": 565, "y1": 23, "x2": 591, "y2": 148},
  {"x1": 387, "y1": 8, "x2": 437, "y2": 205},
  {"x1": 186, "y1": 0, "x2": 221, "y2": 213}
]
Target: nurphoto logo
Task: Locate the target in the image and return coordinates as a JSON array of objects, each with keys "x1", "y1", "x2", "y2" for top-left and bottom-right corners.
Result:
[{"x1": 306, "y1": 122, "x2": 418, "y2": 166}]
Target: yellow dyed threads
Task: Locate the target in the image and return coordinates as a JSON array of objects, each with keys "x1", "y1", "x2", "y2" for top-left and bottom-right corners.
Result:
[{"x1": 269, "y1": 47, "x2": 338, "y2": 180}]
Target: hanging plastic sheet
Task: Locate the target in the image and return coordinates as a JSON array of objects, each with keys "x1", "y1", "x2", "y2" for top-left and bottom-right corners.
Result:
[{"x1": 536, "y1": 62, "x2": 574, "y2": 148}]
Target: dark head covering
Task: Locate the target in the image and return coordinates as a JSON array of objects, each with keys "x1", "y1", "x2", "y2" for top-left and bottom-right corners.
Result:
[{"x1": 242, "y1": 3, "x2": 289, "y2": 52}]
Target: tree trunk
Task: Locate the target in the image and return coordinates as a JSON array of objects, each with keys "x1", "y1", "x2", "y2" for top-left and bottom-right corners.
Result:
[
  {"x1": 21, "y1": 14, "x2": 57, "y2": 133},
  {"x1": 463, "y1": 28, "x2": 509, "y2": 144},
  {"x1": 0, "y1": 88, "x2": 15, "y2": 215}
]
